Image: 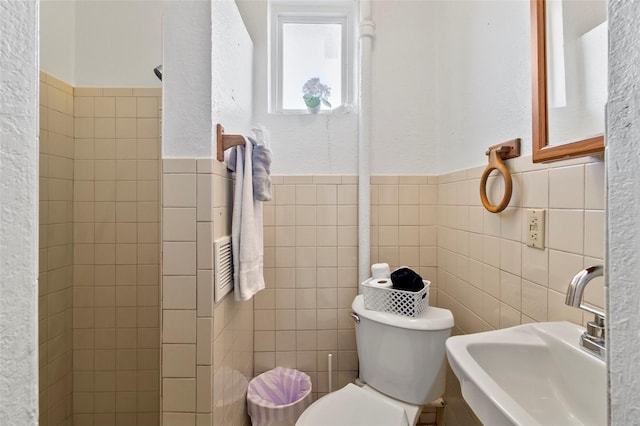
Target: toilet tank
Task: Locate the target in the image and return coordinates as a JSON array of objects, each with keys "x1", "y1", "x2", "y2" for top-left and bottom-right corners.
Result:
[{"x1": 352, "y1": 295, "x2": 454, "y2": 405}]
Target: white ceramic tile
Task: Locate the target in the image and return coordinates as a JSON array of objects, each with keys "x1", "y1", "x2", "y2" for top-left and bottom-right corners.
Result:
[
  {"x1": 482, "y1": 265, "x2": 500, "y2": 298},
  {"x1": 548, "y1": 290, "x2": 582, "y2": 325},
  {"x1": 482, "y1": 236, "x2": 500, "y2": 268},
  {"x1": 548, "y1": 249, "x2": 584, "y2": 293},
  {"x1": 549, "y1": 165, "x2": 585, "y2": 209},
  {"x1": 499, "y1": 302, "x2": 521, "y2": 328},
  {"x1": 548, "y1": 209, "x2": 584, "y2": 254},
  {"x1": 499, "y1": 271, "x2": 521, "y2": 309},
  {"x1": 584, "y1": 210, "x2": 605, "y2": 259},
  {"x1": 584, "y1": 162, "x2": 605, "y2": 210},
  {"x1": 468, "y1": 206, "x2": 484, "y2": 233},
  {"x1": 500, "y1": 238, "x2": 522, "y2": 276},
  {"x1": 499, "y1": 208, "x2": 522, "y2": 242},
  {"x1": 521, "y1": 245, "x2": 548, "y2": 286},
  {"x1": 521, "y1": 280, "x2": 548, "y2": 321},
  {"x1": 482, "y1": 209, "x2": 501, "y2": 237},
  {"x1": 520, "y1": 170, "x2": 548, "y2": 208}
]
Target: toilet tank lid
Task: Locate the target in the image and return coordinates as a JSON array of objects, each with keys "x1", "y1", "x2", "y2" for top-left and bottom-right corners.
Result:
[{"x1": 352, "y1": 295, "x2": 454, "y2": 331}]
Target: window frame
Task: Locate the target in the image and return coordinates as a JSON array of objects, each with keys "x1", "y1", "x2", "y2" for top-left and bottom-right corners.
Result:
[{"x1": 269, "y1": 1, "x2": 355, "y2": 114}]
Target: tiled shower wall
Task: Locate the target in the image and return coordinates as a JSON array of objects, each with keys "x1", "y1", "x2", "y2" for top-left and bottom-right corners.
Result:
[
  {"x1": 71, "y1": 87, "x2": 162, "y2": 426},
  {"x1": 161, "y1": 159, "x2": 253, "y2": 425},
  {"x1": 437, "y1": 155, "x2": 605, "y2": 425},
  {"x1": 39, "y1": 72, "x2": 75, "y2": 426},
  {"x1": 36, "y1": 79, "x2": 163, "y2": 426}
]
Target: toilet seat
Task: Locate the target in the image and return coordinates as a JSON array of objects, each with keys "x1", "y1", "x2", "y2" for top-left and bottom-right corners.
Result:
[{"x1": 295, "y1": 384, "x2": 409, "y2": 426}]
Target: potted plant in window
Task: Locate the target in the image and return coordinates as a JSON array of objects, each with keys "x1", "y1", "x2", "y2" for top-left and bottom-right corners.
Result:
[{"x1": 302, "y1": 77, "x2": 331, "y2": 114}]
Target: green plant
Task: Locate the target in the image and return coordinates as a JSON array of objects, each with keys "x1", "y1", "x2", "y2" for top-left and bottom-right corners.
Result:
[{"x1": 302, "y1": 77, "x2": 332, "y2": 109}]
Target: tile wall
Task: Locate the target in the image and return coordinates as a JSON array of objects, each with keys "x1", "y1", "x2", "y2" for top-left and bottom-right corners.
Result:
[
  {"x1": 262, "y1": 158, "x2": 603, "y2": 425},
  {"x1": 438, "y1": 154, "x2": 605, "y2": 425},
  {"x1": 370, "y1": 176, "x2": 440, "y2": 305},
  {"x1": 161, "y1": 159, "x2": 253, "y2": 425},
  {"x1": 70, "y1": 87, "x2": 162, "y2": 426},
  {"x1": 260, "y1": 176, "x2": 439, "y2": 423},
  {"x1": 255, "y1": 176, "x2": 361, "y2": 401},
  {"x1": 39, "y1": 72, "x2": 75, "y2": 426}
]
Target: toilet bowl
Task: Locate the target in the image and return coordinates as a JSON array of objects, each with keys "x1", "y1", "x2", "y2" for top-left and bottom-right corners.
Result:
[
  {"x1": 296, "y1": 295, "x2": 454, "y2": 426},
  {"x1": 296, "y1": 383, "x2": 414, "y2": 426}
]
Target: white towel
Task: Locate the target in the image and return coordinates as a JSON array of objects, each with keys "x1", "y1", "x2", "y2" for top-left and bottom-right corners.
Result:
[{"x1": 227, "y1": 137, "x2": 265, "y2": 301}]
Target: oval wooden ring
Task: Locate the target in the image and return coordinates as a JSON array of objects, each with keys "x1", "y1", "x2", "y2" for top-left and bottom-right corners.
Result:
[{"x1": 480, "y1": 151, "x2": 512, "y2": 213}]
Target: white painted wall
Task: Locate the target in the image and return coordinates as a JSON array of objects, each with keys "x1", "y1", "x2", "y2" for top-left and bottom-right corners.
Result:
[
  {"x1": 370, "y1": 0, "x2": 439, "y2": 175},
  {"x1": 237, "y1": 0, "x2": 530, "y2": 175},
  {"x1": 162, "y1": 0, "x2": 212, "y2": 157},
  {"x1": 40, "y1": 0, "x2": 162, "y2": 87},
  {"x1": 236, "y1": 0, "x2": 359, "y2": 175},
  {"x1": 0, "y1": 1, "x2": 39, "y2": 423},
  {"x1": 607, "y1": 0, "x2": 640, "y2": 422},
  {"x1": 434, "y1": 0, "x2": 531, "y2": 173},
  {"x1": 40, "y1": 0, "x2": 76, "y2": 83},
  {"x1": 74, "y1": 1, "x2": 163, "y2": 87},
  {"x1": 163, "y1": 0, "x2": 253, "y2": 158},
  {"x1": 211, "y1": 0, "x2": 254, "y2": 139}
]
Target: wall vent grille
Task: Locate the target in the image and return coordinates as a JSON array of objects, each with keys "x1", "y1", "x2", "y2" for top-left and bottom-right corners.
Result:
[{"x1": 214, "y1": 236, "x2": 233, "y2": 303}]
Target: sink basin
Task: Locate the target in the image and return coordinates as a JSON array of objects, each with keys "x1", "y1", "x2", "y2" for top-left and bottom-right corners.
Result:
[{"x1": 446, "y1": 322, "x2": 606, "y2": 426}]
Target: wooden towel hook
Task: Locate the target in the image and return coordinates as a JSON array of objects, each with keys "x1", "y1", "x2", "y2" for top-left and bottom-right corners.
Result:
[
  {"x1": 216, "y1": 124, "x2": 246, "y2": 162},
  {"x1": 479, "y1": 138, "x2": 521, "y2": 213}
]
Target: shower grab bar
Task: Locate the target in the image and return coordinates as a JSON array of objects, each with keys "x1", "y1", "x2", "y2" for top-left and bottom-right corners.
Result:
[
  {"x1": 216, "y1": 123, "x2": 246, "y2": 161},
  {"x1": 479, "y1": 138, "x2": 521, "y2": 213}
]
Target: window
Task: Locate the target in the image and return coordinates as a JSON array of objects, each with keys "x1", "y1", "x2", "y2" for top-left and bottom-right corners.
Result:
[{"x1": 269, "y1": 1, "x2": 355, "y2": 113}]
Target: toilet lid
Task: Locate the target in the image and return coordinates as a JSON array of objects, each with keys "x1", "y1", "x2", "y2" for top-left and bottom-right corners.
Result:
[{"x1": 296, "y1": 384, "x2": 408, "y2": 426}]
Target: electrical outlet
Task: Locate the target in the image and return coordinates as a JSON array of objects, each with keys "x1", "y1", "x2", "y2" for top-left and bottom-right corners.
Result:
[{"x1": 526, "y1": 209, "x2": 545, "y2": 249}]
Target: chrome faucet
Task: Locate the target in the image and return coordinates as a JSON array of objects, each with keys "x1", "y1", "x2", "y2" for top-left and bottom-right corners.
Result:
[{"x1": 565, "y1": 265, "x2": 605, "y2": 358}]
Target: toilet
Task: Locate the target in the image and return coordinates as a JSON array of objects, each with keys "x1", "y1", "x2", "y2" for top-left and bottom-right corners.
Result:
[{"x1": 296, "y1": 294, "x2": 454, "y2": 426}]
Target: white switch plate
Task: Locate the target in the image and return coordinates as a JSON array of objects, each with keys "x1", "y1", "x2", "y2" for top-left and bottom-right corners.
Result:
[{"x1": 526, "y1": 209, "x2": 545, "y2": 249}]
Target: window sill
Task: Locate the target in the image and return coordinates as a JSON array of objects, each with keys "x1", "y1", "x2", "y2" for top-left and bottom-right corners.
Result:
[{"x1": 270, "y1": 104, "x2": 357, "y2": 115}]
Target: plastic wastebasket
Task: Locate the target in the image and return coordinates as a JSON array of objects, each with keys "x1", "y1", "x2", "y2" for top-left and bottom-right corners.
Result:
[{"x1": 247, "y1": 367, "x2": 312, "y2": 426}]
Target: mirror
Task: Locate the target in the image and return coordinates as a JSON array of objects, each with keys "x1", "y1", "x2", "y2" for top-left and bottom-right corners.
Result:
[{"x1": 531, "y1": 0, "x2": 606, "y2": 162}]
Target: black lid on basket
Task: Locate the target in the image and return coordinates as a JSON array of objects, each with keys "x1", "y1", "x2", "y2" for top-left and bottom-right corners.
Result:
[{"x1": 390, "y1": 267, "x2": 424, "y2": 292}]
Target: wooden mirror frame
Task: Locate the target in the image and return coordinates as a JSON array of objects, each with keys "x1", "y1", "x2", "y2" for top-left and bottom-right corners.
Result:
[{"x1": 531, "y1": 0, "x2": 605, "y2": 163}]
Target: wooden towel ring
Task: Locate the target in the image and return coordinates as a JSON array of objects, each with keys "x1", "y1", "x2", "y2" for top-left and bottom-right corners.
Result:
[{"x1": 479, "y1": 139, "x2": 521, "y2": 213}]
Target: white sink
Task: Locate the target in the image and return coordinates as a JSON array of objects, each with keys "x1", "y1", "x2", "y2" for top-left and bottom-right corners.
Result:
[{"x1": 446, "y1": 322, "x2": 606, "y2": 426}]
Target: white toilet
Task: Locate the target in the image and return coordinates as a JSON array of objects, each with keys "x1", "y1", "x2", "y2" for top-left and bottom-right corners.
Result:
[{"x1": 296, "y1": 294, "x2": 454, "y2": 426}]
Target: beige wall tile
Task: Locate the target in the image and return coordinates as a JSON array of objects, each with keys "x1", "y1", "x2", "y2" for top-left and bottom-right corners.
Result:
[
  {"x1": 163, "y1": 208, "x2": 197, "y2": 242},
  {"x1": 163, "y1": 276, "x2": 197, "y2": 310},
  {"x1": 163, "y1": 242, "x2": 196, "y2": 276},
  {"x1": 163, "y1": 174, "x2": 197, "y2": 207},
  {"x1": 549, "y1": 165, "x2": 585, "y2": 209},
  {"x1": 163, "y1": 344, "x2": 196, "y2": 377},
  {"x1": 163, "y1": 310, "x2": 197, "y2": 343},
  {"x1": 163, "y1": 379, "x2": 196, "y2": 412}
]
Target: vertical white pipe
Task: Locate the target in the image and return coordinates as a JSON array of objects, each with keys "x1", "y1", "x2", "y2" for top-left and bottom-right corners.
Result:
[
  {"x1": 328, "y1": 353, "x2": 333, "y2": 393},
  {"x1": 358, "y1": 0, "x2": 375, "y2": 284}
]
